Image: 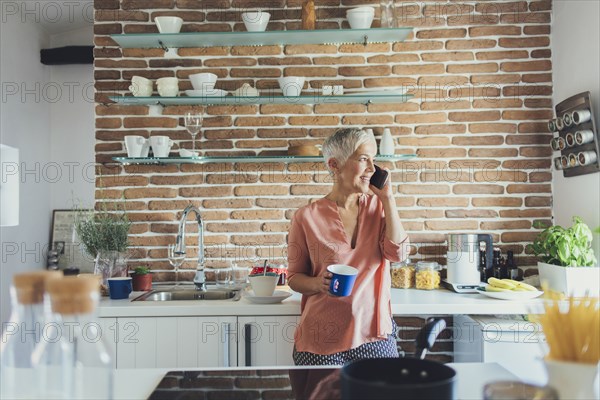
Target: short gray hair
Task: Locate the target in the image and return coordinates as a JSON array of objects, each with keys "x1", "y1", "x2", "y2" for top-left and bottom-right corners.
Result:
[{"x1": 322, "y1": 128, "x2": 376, "y2": 172}]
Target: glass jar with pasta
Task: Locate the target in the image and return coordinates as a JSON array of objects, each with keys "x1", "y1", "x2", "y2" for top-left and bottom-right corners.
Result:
[
  {"x1": 390, "y1": 259, "x2": 415, "y2": 289},
  {"x1": 415, "y1": 261, "x2": 441, "y2": 290}
]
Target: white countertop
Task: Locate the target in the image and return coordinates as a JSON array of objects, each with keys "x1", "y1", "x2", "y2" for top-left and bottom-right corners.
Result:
[
  {"x1": 99, "y1": 286, "x2": 545, "y2": 318},
  {"x1": 114, "y1": 362, "x2": 519, "y2": 400}
]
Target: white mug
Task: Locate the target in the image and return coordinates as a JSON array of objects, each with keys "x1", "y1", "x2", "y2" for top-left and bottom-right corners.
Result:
[
  {"x1": 157, "y1": 85, "x2": 179, "y2": 97},
  {"x1": 572, "y1": 109, "x2": 591, "y2": 125},
  {"x1": 124, "y1": 135, "x2": 149, "y2": 158},
  {"x1": 157, "y1": 77, "x2": 178, "y2": 87},
  {"x1": 150, "y1": 136, "x2": 174, "y2": 158},
  {"x1": 575, "y1": 130, "x2": 594, "y2": 145},
  {"x1": 129, "y1": 76, "x2": 153, "y2": 97}
]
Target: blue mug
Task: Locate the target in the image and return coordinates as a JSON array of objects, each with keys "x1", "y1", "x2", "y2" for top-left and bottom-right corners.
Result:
[
  {"x1": 108, "y1": 277, "x2": 133, "y2": 300},
  {"x1": 328, "y1": 264, "x2": 359, "y2": 297}
]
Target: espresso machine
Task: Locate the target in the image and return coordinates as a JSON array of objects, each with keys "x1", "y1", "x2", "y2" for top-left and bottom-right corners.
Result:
[{"x1": 443, "y1": 233, "x2": 493, "y2": 293}]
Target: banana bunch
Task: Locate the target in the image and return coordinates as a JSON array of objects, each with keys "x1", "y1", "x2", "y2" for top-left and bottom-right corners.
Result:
[{"x1": 485, "y1": 278, "x2": 537, "y2": 292}]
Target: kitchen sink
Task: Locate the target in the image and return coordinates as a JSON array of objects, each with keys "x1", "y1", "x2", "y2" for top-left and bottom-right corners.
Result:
[{"x1": 132, "y1": 286, "x2": 241, "y2": 302}]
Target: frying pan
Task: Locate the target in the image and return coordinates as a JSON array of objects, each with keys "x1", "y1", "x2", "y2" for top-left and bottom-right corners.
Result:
[{"x1": 341, "y1": 317, "x2": 457, "y2": 400}]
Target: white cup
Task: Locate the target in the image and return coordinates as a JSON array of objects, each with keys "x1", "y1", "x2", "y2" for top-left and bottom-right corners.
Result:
[
  {"x1": 575, "y1": 130, "x2": 594, "y2": 145},
  {"x1": 346, "y1": 7, "x2": 375, "y2": 29},
  {"x1": 242, "y1": 11, "x2": 271, "y2": 32},
  {"x1": 157, "y1": 85, "x2": 179, "y2": 97},
  {"x1": 155, "y1": 16, "x2": 183, "y2": 34},
  {"x1": 150, "y1": 136, "x2": 174, "y2": 158},
  {"x1": 578, "y1": 151, "x2": 598, "y2": 166},
  {"x1": 129, "y1": 76, "x2": 153, "y2": 97},
  {"x1": 157, "y1": 77, "x2": 178, "y2": 86},
  {"x1": 572, "y1": 109, "x2": 592, "y2": 125},
  {"x1": 124, "y1": 136, "x2": 149, "y2": 158},
  {"x1": 278, "y1": 76, "x2": 305, "y2": 96}
]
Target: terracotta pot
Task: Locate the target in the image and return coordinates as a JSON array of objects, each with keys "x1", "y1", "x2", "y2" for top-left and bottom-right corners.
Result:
[{"x1": 132, "y1": 273, "x2": 153, "y2": 291}]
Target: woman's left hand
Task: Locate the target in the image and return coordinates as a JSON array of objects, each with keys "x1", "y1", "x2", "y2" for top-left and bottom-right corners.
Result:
[{"x1": 369, "y1": 167, "x2": 393, "y2": 201}]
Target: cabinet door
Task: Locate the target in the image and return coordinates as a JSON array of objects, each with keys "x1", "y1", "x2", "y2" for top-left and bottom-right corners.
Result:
[
  {"x1": 237, "y1": 316, "x2": 299, "y2": 367},
  {"x1": 114, "y1": 316, "x2": 237, "y2": 369},
  {"x1": 98, "y1": 318, "x2": 117, "y2": 366}
]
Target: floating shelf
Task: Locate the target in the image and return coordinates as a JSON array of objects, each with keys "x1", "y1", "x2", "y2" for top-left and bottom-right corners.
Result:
[
  {"x1": 110, "y1": 28, "x2": 413, "y2": 49},
  {"x1": 112, "y1": 154, "x2": 417, "y2": 165},
  {"x1": 108, "y1": 92, "x2": 413, "y2": 106}
]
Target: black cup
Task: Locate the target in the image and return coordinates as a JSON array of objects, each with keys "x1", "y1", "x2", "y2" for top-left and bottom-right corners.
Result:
[{"x1": 341, "y1": 358, "x2": 456, "y2": 400}]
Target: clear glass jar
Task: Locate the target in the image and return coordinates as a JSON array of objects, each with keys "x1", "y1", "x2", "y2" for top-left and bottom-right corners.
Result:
[
  {"x1": 390, "y1": 259, "x2": 415, "y2": 289},
  {"x1": 1, "y1": 271, "x2": 60, "y2": 399},
  {"x1": 415, "y1": 261, "x2": 441, "y2": 290},
  {"x1": 33, "y1": 275, "x2": 113, "y2": 399}
]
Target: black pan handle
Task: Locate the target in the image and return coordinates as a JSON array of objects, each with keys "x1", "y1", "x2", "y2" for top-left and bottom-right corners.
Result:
[{"x1": 414, "y1": 317, "x2": 446, "y2": 360}]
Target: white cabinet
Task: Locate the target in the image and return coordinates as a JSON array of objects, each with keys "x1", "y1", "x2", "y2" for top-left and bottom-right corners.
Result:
[
  {"x1": 114, "y1": 316, "x2": 237, "y2": 369},
  {"x1": 108, "y1": 315, "x2": 298, "y2": 369},
  {"x1": 238, "y1": 316, "x2": 299, "y2": 367},
  {"x1": 454, "y1": 315, "x2": 547, "y2": 383}
]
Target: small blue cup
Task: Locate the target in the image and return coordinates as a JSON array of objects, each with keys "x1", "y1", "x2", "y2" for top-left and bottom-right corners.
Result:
[
  {"x1": 328, "y1": 264, "x2": 359, "y2": 297},
  {"x1": 108, "y1": 277, "x2": 133, "y2": 300}
]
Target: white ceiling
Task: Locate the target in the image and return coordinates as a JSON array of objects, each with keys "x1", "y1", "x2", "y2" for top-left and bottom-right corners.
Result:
[{"x1": 36, "y1": 0, "x2": 94, "y2": 35}]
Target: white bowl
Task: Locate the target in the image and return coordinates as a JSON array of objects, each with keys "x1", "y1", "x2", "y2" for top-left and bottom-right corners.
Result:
[
  {"x1": 242, "y1": 11, "x2": 270, "y2": 32},
  {"x1": 248, "y1": 275, "x2": 279, "y2": 297},
  {"x1": 154, "y1": 16, "x2": 183, "y2": 34},
  {"x1": 346, "y1": 7, "x2": 374, "y2": 29},
  {"x1": 179, "y1": 149, "x2": 198, "y2": 157},
  {"x1": 188, "y1": 73, "x2": 218, "y2": 91},
  {"x1": 185, "y1": 89, "x2": 228, "y2": 97},
  {"x1": 278, "y1": 76, "x2": 305, "y2": 96}
]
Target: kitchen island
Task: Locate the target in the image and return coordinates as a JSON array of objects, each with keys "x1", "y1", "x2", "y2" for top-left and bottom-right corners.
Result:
[{"x1": 113, "y1": 362, "x2": 522, "y2": 400}]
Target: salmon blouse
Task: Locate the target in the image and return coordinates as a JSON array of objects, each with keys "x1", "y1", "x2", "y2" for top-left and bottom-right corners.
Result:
[{"x1": 287, "y1": 194, "x2": 408, "y2": 355}]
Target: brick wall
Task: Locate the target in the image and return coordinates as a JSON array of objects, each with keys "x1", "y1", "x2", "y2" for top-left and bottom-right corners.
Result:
[{"x1": 94, "y1": 0, "x2": 553, "y2": 284}]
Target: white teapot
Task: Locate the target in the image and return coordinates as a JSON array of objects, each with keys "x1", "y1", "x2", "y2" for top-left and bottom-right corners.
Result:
[{"x1": 232, "y1": 83, "x2": 259, "y2": 97}]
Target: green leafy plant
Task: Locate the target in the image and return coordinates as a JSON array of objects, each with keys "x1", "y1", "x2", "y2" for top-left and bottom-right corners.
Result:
[
  {"x1": 133, "y1": 266, "x2": 150, "y2": 275},
  {"x1": 531, "y1": 216, "x2": 597, "y2": 267},
  {"x1": 74, "y1": 201, "x2": 131, "y2": 258}
]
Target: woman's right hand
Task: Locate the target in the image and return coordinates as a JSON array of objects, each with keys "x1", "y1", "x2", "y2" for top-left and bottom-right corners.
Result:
[
  {"x1": 288, "y1": 270, "x2": 332, "y2": 296},
  {"x1": 314, "y1": 270, "x2": 332, "y2": 294}
]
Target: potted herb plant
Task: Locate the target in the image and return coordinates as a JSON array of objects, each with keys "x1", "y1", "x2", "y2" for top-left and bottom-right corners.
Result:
[
  {"x1": 75, "y1": 202, "x2": 131, "y2": 294},
  {"x1": 530, "y1": 216, "x2": 599, "y2": 296},
  {"x1": 131, "y1": 266, "x2": 153, "y2": 291}
]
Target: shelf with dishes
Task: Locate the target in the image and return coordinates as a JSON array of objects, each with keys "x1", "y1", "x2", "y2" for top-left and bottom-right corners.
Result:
[
  {"x1": 112, "y1": 154, "x2": 417, "y2": 165},
  {"x1": 110, "y1": 28, "x2": 413, "y2": 49},
  {"x1": 108, "y1": 90, "x2": 413, "y2": 106}
]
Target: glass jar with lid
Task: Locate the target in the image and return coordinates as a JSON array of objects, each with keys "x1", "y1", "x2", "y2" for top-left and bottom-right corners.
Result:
[
  {"x1": 33, "y1": 275, "x2": 113, "y2": 399},
  {"x1": 415, "y1": 261, "x2": 441, "y2": 290},
  {"x1": 390, "y1": 259, "x2": 415, "y2": 289},
  {"x1": 1, "y1": 271, "x2": 61, "y2": 399}
]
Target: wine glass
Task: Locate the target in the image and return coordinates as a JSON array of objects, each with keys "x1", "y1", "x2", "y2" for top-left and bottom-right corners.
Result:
[
  {"x1": 184, "y1": 112, "x2": 202, "y2": 154},
  {"x1": 168, "y1": 244, "x2": 185, "y2": 285}
]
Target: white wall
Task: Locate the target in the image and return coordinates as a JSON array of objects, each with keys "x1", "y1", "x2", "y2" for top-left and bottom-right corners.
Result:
[
  {"x1": 49, "y1": 26, "x2": 95, "y2": 210},
  {"x1": 0, "y1": 17, "x2": 53, "y2": 324},
  {"x1": 0, "y1": 20, "x2": 94, "y2": 324},
  {"x1": 551, "y1": 0, "x2": 600, "y2": 260}
]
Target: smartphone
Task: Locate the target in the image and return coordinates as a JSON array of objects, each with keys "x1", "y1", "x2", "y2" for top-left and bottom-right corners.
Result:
[{"x1": 369, "y1": 165, "x2": 389, "y2": 189}]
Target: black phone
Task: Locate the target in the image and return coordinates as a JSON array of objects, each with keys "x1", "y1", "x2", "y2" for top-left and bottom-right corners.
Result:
[{"x1": 369, "y1": 165, "x2": 389, "y2": 189}]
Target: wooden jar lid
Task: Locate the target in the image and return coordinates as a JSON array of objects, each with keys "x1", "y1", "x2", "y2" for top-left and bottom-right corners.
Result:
[
  {"x1": 13, "y1": 270, "x2": 62, "y2": 305},
  {"x1": 47, "y1": 275, "x2": 100, "y2": 315}
]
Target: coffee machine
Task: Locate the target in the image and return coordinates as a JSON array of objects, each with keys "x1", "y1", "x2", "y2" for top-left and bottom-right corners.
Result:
[{"x1": 444, "y1": 233, "x2": 493, "y2": 293}]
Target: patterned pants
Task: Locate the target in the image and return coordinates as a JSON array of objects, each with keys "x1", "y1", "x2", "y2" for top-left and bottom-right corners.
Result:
[{"x1": 293, "y1": 321, "x2": 399, "y2": 366}]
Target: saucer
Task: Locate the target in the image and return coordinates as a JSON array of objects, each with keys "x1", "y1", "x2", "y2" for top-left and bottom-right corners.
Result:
[
  {"x1": 185, "y1": 89, "x2": 228, "y2": 97},
  {"x1": 245, "y1": 290, "x2": 292, "y2": 304}
]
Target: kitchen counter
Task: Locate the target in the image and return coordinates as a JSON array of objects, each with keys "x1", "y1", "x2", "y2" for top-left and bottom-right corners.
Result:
[
  {"x1": 113, "y1": 362, "x2": 520, "y2": 400},
  {"x1": 99, "y1": 286, "x2": 545, "y2": 318}
]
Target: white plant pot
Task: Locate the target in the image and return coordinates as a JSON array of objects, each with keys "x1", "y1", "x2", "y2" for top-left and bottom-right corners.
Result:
[{"x1": 537, "y1": 262, "x2": 600, "y2": 297}]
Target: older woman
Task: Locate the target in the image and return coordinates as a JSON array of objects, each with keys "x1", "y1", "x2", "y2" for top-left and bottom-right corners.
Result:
[{"x1": 287, "y1": 128, "x2": 409, "y2": 365}]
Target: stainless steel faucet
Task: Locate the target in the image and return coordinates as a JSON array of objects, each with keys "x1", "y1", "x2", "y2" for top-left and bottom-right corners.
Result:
[{"x1": 174, "y1": 205, "x2": 206, "y2": 291}]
